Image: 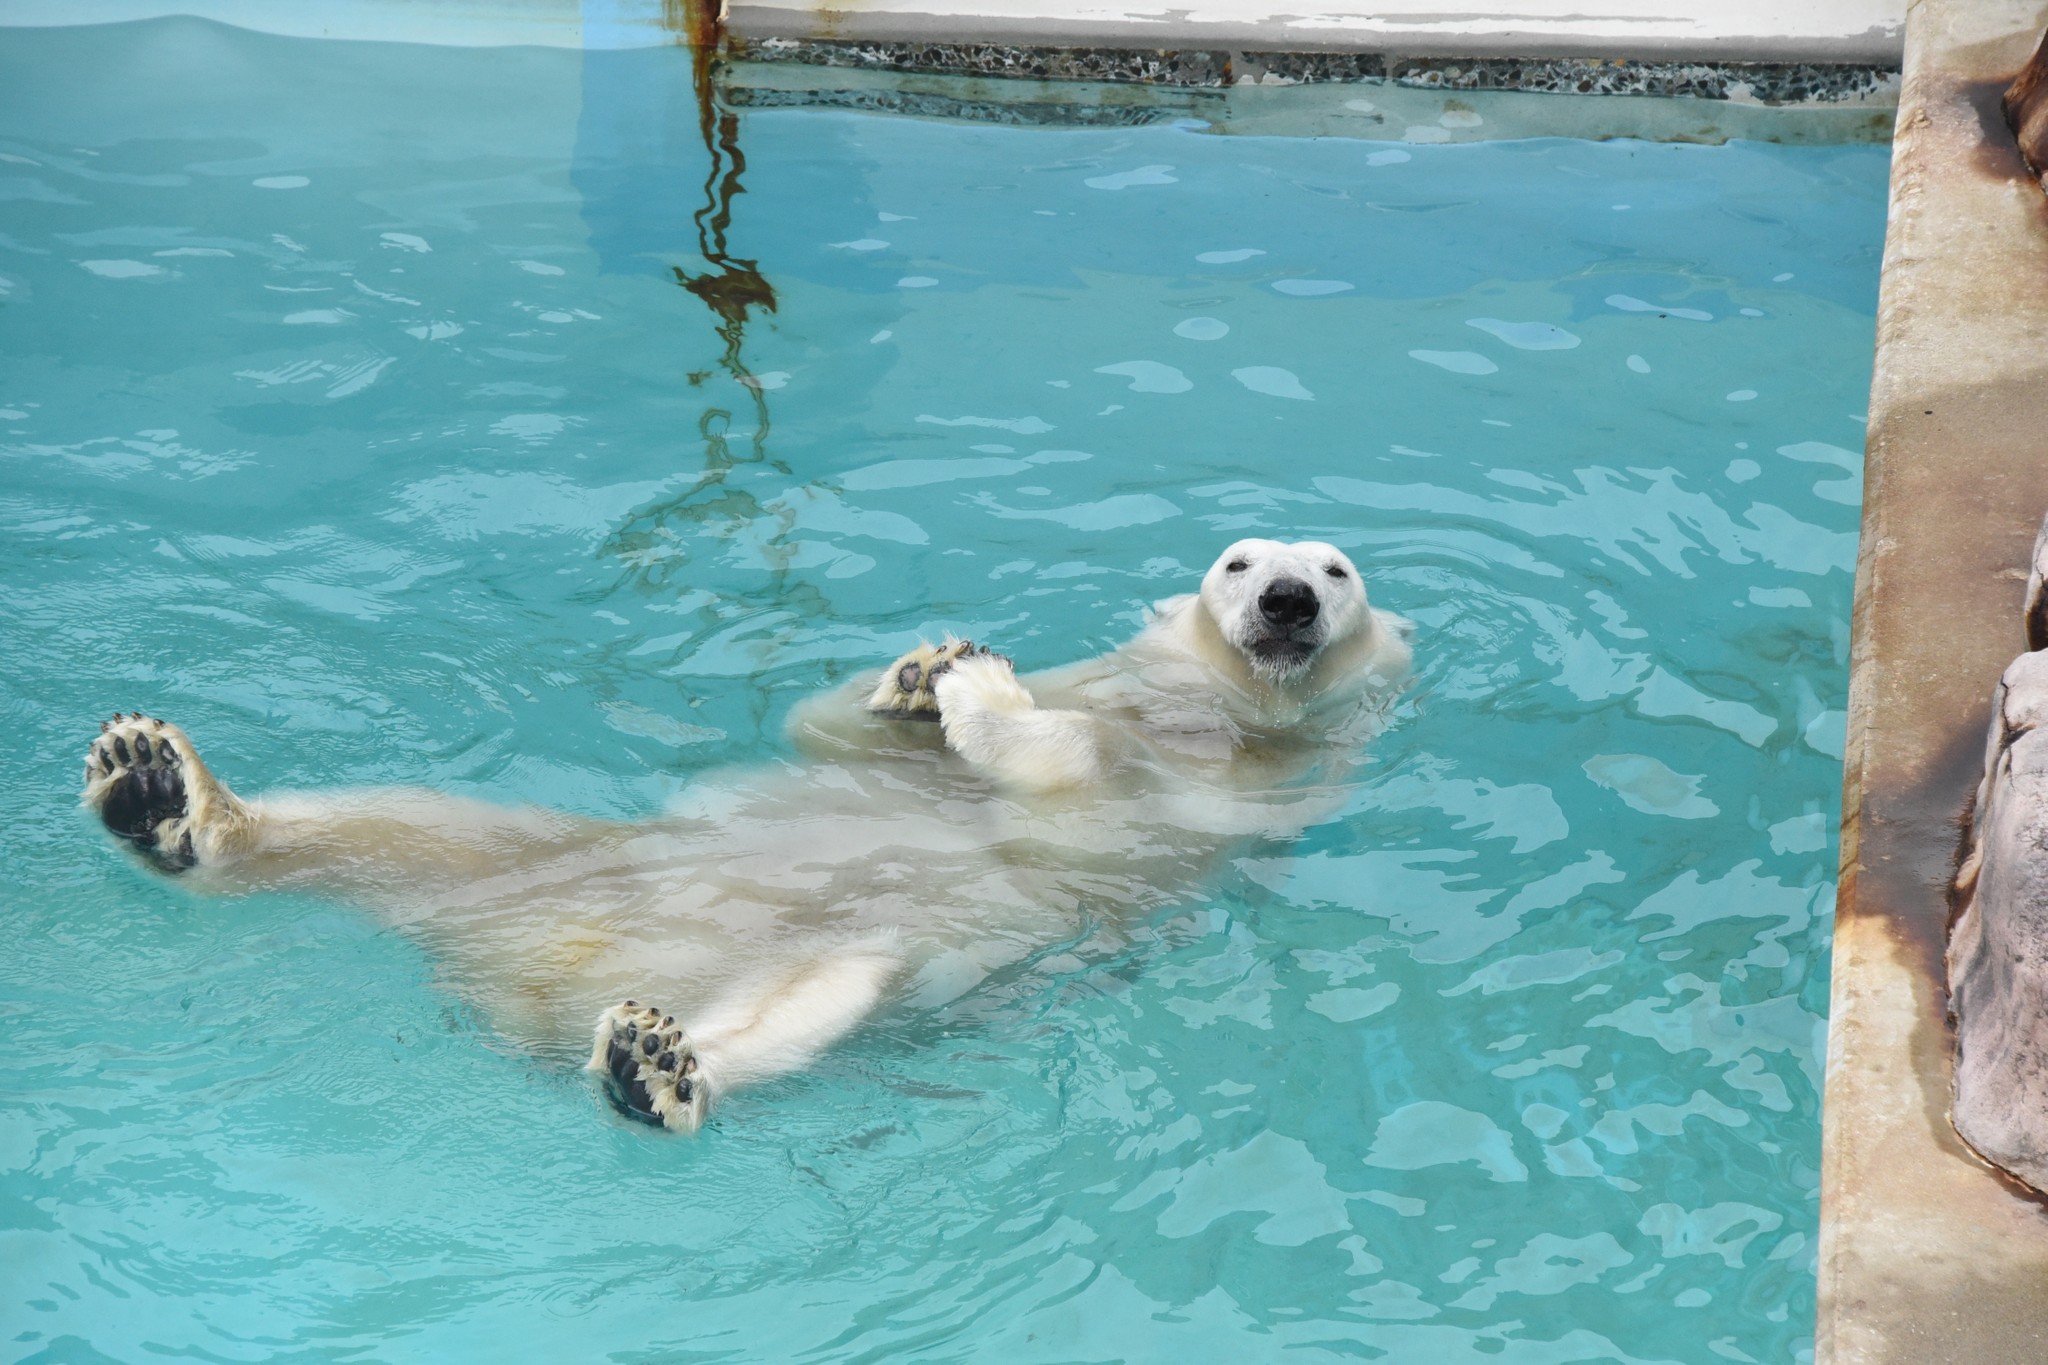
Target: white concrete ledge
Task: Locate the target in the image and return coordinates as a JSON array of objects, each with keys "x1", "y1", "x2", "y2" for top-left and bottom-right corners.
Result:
[{"x1": 731, "y1": 0, "x2": 1904, "y2": 64}]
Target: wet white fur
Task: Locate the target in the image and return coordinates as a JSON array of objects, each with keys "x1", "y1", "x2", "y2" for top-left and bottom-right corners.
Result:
[
  {"x1": 931, "y1": 538, "x2": 1408, "y2": 794},
  {"x1": 84, "y1": 540, "x2": 1409, "y2": 1133}
]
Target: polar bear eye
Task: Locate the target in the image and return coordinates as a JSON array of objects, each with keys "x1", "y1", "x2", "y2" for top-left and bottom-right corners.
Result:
[
  {"x1": 1226, "y1": 558, "x2": 1249, "y2": 573},
  {"x1": 1324, "y1": 565, "x2": 1348, "y2": 580}
]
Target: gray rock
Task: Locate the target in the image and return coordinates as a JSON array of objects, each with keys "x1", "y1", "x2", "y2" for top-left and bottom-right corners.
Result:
[
  {"x1": 2025, "y1": 509, "x2": 2048, "y2": 652},
  {"x1": 1950, "y1": 641, "x2": 2048, "y2": 1191}
]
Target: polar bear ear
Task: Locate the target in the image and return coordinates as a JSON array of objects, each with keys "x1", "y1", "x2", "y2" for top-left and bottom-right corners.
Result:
[
  {"x1": 1379, "y1": 609, "x2": 1417, "y2": 642},
  {"x1": 1147, "y1": 592, "x2": 1196, "y2": 623}
]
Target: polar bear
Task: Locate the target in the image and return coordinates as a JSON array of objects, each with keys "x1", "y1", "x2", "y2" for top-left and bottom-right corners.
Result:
[{"x1": 82, "y1": 539, "x2": 1411, "y2": 1133}]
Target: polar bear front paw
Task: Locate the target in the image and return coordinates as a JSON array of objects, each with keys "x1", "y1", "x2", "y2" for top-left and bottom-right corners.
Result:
[
  {"x1": 866, "y1": 637, "x2": 1011, "y2": 721},
  {"x1": 590, "y1": 1001, "x2": 710, "y2": 1134},
  {"x1": 82, "y1": 714, "x2": 249, "y2": 872}
]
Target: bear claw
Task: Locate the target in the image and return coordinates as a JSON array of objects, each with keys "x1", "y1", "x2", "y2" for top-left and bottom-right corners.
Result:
[{"x1": 590, "y1": 1001, "x2": 709, "y2": 1133}]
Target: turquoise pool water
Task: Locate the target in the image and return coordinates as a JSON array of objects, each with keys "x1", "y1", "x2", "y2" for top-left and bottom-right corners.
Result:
[{"x1": 0, "y1": 19, "x2": 1883, "y2": 1364}]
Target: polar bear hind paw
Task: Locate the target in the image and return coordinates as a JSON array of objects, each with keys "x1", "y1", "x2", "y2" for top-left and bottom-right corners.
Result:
[
  {"x1": 83, "y1": 714, "x2": 205, "y2": 871},
  {"x1": 867, "y1": 637, "x2": 1011, "y2": 720},
  {"x1": 591, "y1": 1002, "x2": 709, "y2": 1134}
]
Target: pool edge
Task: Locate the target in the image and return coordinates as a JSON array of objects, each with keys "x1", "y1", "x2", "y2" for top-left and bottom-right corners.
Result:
[{"x1": 1819, "y1": 0, "x2": 2048, "y2": 1361}]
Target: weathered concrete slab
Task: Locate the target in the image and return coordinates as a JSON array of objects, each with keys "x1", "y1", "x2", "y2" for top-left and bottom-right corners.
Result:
[{"x1": 1819, "y1": 1, "x2": 2048, "y2": 1361}]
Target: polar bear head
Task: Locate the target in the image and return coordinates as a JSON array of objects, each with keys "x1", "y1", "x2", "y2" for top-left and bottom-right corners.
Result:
[{"x1": 1195, "y1": 538, "x2": 1381, "y2": 684}]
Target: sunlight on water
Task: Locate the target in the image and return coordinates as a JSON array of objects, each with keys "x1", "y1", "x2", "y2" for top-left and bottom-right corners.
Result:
[{"x1": 0, "y1": 18, "x2": 1883, "y2": 1363}]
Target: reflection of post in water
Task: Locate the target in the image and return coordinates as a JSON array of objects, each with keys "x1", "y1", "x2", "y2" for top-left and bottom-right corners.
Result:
[
  {"x1": 606, "y1": 0, "x2": 792, "y2": 594},
  {"x1": 674, "y1": 0, "x2": 775, "y2": 463}
]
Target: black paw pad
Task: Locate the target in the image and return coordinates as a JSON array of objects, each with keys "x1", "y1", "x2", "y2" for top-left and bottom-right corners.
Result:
[
  {"x1": 605, "y1": 1030, "x2": 659, "y2": 1121},
  {"x1": 93, "y1": 737, "x2": 194, "y2": 873},
  {"x1": 594, "y1": 1005, "x2": 704, "y2": 1131}
]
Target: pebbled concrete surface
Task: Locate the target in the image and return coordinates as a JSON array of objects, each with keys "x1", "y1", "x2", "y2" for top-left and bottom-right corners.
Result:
[{"x1": 723, "y1": 56, "x2": 1897, "y2": 141}]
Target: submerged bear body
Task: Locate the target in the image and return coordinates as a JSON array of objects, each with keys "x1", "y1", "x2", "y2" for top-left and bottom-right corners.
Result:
[{"x1": 85, "y1": 539, "x2": 1410, "y2": 1131}]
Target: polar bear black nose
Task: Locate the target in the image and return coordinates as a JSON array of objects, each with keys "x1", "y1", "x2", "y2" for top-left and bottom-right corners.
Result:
[{"x1": 1259, "y1": 578, "x2": 1319, "y2": 631}]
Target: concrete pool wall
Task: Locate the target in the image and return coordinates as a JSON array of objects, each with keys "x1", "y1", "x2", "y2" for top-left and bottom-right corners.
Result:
[{"x1": 1818, "y1": 1, "x2": 2048, "y2": 1362}]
